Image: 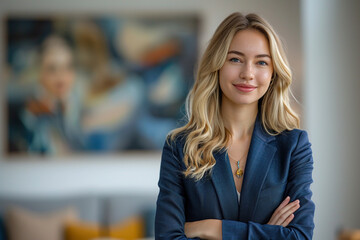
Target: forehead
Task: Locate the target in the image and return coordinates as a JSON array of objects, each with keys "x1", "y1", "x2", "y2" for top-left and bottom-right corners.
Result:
[{"x1": 228, "y1": 29, "x2": 270, "y2": 55}]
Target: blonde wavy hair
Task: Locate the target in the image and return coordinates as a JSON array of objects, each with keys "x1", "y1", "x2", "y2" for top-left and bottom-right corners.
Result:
[{"x1": 170, "y1": 12, "x2": 300, "y2": 181}]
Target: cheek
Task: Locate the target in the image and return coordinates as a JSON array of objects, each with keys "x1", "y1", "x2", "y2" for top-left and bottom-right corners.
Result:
[
  {"x1": 219, "y1": 66, "x2": 235, "y2": 89},
  {"x1": 255, "y1": 71, "x2": 272, "y2": 97},
  {"x1": 218, "y1": 69, "x2": 229, "y2": 95},
  {"x1": 256, "y1": 74, "x2": 271, "y2": 94},
  {"x1": 257, "y1": 71, "x2": 272, "y2": 85}
]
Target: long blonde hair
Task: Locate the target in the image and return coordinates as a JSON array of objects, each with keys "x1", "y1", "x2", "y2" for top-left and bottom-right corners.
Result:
[{"x1": 170, "y1": 12, "x2": 299, "y2": 181}]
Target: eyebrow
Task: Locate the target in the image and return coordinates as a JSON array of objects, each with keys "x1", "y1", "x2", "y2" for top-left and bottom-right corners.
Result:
[{"x1": 228, "y1": 50, "x2": 271, "y2": 59}]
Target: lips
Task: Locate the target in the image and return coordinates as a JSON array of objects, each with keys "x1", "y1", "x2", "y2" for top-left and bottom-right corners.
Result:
[{"x1": 233, "y1": 83, "x2": 257, "y2": 93}]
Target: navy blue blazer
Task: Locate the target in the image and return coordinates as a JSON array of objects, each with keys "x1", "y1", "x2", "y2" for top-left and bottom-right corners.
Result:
[{"x1": 155, "y1": 116, "x2": 315, "y2": 239}]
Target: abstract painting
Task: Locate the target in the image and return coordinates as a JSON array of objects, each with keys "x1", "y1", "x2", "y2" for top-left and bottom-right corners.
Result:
[{"x1": 5, "y1": 14, "x2": 199, "y2": 156}]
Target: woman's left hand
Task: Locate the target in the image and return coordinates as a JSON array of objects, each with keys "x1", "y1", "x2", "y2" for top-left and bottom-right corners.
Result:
[{"x1": 184, "y1": 219, "x2": 222, "y2": 240}]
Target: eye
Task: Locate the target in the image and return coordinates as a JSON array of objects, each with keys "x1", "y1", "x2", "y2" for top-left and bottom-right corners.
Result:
[
  {"x1": 257, "y1": 61, "x2": 268, "y2": 66},
  {"x1": 229, "y1": 58, "x2": 241, "y2": 63}
]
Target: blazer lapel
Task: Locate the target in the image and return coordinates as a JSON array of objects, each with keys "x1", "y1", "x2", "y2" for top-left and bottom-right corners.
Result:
[
  {"x1": 238, "y1": 116, "x2": 277, "y2": 222},
  {"x1": 211, "y1": 150, "x2": 239, "y2": 220}
]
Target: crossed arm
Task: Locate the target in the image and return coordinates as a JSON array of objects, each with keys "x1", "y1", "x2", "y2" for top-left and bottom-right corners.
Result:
[{"x1": 184, "y1": 196, "x2": 300, "y2": 239}]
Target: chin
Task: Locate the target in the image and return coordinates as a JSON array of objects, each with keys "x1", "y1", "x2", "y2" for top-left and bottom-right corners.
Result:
[
  {"x1": 231, "y1": 95, "x2": 259, "y2": 104},
  {"x1": 231, "y1": 99, "x2": 258, "y2": 106}
]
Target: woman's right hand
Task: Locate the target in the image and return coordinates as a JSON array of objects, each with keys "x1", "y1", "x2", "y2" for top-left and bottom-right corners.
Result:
[{"x1": 267, "y1": 196, "x2": 300, "y2": 227}]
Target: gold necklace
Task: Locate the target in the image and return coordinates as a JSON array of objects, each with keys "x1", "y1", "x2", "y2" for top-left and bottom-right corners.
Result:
[{"x1": 228, "y1": 153, "x2": 245, "y2": 178}]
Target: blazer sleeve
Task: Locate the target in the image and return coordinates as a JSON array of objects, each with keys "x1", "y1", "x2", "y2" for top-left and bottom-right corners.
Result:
[
  {"x1": 155, "y1": 137, "x2": 199, "y2": 240},
  {"x1": 222, "y1": 130, "x2": 315, "y2": 240}
]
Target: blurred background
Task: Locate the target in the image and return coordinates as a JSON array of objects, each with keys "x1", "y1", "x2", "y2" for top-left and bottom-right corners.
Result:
[{"x1": 0, "y1": 0, "x2": 359, "y2": 240}]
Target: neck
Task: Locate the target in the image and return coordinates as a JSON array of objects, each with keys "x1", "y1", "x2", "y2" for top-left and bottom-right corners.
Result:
[{"x1": 221, "y1": 98, "x2": 258, "y2": 141}]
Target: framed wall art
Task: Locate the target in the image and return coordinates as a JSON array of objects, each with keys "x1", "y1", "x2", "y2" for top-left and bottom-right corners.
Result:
[{"x1": 4, "y1": 13, "x2": 199, "y2": 157}]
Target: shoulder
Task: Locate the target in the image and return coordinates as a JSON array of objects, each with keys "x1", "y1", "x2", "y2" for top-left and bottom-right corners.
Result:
[
  {"x1": 165, "y1": 131, "x2": 188, "y2": 149},
  {"x1": 274, "y1": 128, "x2": 312, "y2": 154},
  {"x1": 160, "y1": 132, "x2": 189, "y2": 173},
  {"x1": 162, "y1": 131, "x2": 188, "y2": 160},
  {"x1": 277, "y1": 128, "x2": 310, "y2": 141}
]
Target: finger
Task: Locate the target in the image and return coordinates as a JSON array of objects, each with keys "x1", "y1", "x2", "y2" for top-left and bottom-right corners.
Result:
[
  {"x1": 272, "y1": 200, "x2": 300, "y2": 224},
  {"x1": 275, "y1": 202, "x2": 300, "y2": 225},
  {"x1": 273, "y1": 196, "x2": 291, "y2": 216},
  {"x1": 277, "y1": 200, "x2": 299, "y2": 216},
  {"x1": 268, "y1": 197, "x2": 290, "y2": 225},
  {"x1": 281, "y1": 214, "x2": 295, "y2": 227}
]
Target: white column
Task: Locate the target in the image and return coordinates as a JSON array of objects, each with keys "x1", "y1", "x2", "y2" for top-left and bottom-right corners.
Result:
[{"x1": 302, "y1": 1, "x2": 360, "y2": 239}]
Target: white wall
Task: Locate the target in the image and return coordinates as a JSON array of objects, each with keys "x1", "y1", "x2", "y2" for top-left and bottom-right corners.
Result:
[{"x1": 302, "y1": 0, "x2": 360, "y2": 239}]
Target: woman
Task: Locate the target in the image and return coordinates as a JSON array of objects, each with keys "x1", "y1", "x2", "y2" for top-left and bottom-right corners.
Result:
[{"x1": 155, "y1": 12, "x2": 314, "y2": 239}]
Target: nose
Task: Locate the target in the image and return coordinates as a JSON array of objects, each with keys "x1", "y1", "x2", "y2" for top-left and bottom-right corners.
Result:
[{"x1": 239, "y1": 63, "x2": 254, "y2": 80}]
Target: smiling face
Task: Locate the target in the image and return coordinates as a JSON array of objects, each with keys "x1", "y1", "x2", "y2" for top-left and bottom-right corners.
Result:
[{"x1": 219, "y1": 29, "x2": 274, "y2": 108}]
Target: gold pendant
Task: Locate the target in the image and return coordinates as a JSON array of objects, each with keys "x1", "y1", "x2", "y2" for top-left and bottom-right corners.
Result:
[{"x1": 236, "y1": 168, "x2": 244, "y2": 178}]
